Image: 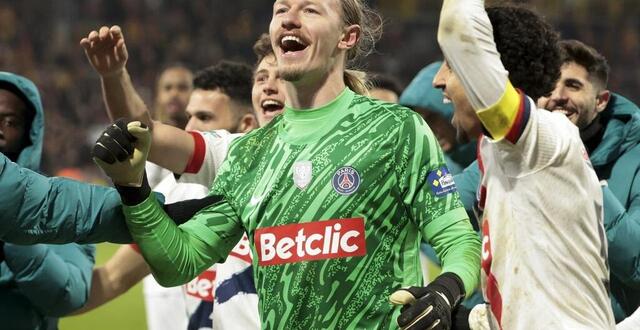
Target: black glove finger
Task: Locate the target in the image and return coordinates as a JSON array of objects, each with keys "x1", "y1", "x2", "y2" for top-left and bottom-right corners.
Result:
[
  {"x1": 399, "y1": 303, "x2": 442, "y2": 330},
  {"x1": 97, "y1": 132, "x2": 130, "y2": 162},
  {"x1": 113, "y1": 118, "x2": 137, "y2": 142},
  {"x1": 106, "y1": 123, "x2": 134, "y2": 155},
  {"x1": 92, "y1": 141, "x2": 116, "y2": 164}
]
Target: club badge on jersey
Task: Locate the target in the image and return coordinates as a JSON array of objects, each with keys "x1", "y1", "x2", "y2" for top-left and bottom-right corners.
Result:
[
  {"x1": 332, "y1": 166, "x2": 361, "y2": 195},
  {"x1": 293, "y1": 161, "x2": 313, "y2": 190}
]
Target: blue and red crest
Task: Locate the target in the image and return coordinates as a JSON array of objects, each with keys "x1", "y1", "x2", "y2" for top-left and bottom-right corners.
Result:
[{"x1": 332, "y1": 166, "x2": 360, "y2": 195}]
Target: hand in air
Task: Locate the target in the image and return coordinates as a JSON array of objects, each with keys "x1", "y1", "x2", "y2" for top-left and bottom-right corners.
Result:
[{"x1": 80, "y1": 25, "x2": 128, "y2": 78}]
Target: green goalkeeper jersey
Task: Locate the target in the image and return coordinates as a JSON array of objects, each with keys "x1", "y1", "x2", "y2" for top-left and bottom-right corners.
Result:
[{"x1": 125, "y1": 88, "x2": 480, "y2": 329}]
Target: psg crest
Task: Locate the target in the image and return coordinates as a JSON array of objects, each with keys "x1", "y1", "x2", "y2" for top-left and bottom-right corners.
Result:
[
  {"x1": 293, "y1": 161, "x2": 313, "y2": 190},
  {"x1": 332, "y1": 166, "x2": 361, "y2": 195}
]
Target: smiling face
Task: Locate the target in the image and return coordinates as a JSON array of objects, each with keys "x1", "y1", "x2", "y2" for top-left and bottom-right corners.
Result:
[
  {"x1": 252, "y1": 54, "x2": 287, "y2": 126},
  {"x1": 537, "y1": 61, "x2": 609, "y2": 129},
  {"x1": 432, "y1": 61, "x2": 482, "y2": 143},
  {"x1": 184, "y1": 89, "x2": 240, "y2": 132},
  {"x1": 269, "y1": 0, "x2": 358, "y2": 84}
]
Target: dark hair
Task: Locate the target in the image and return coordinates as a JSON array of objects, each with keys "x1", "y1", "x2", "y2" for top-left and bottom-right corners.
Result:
[
  {"x1": 486, "y1": 5, "x2": 561, "y2": 100},
  {"x1": 253, "y1": 33, "x2": 274, "y2": 67},
  {"x1": 559, "y1": 39, "x2": 610, "y2": 89},
  {"x1": 368, "y1": 73, "x2": 403, "y2": 96},
  {"x1": 193, "y1": 61, "x2": 253, "y2": 105},
  {"x1": 193, "y1": 61, "x2": 254, "y2": 118}
]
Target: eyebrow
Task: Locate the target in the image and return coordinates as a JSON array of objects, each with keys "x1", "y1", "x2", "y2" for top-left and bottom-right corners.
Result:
[{"x1": 564, "y1": 78, "x2": 584, "y2": 87}]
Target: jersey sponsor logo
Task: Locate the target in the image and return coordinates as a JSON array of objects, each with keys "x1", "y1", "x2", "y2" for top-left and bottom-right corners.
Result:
[
  {"x1": 332, "y1": 166, "x2": 361, "y2": 195},
  {"x1": 229, "y1": 234, "x2": 253, "y2": 264},
  {"x1": 428, "y1": 167, "x2": 457, "y2": 197},
  {"x1": 293, "y1": 160, "x2": 313, "y2": 190},
  {"x1": 254, "y1": 218, "x2": 367, "y2": 266},
  {"x1": 186, "y1": 269, "x2": 217, "y2": 302}
]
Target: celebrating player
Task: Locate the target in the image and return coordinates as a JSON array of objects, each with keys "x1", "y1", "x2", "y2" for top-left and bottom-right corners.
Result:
[
  {"x1": 91, "y1": 0, "x2": 480, "y2": 329},
  {"x1": 434, "y1": 0, "x2": 614, "y2": 328}
]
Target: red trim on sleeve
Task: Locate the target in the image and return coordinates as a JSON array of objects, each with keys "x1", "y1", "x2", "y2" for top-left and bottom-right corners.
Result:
[
  {"x1": 476, "y1": 137, "x2": 487, "y2": 211},
  {"x1": 183, "y1": 131, "x2": 206, "y2": 174},
  {"x1": 129, "y1": 243, "x2": 142, "y2": 254},
  {"x1": 504, "y1": 90, "x2": 530, "y2": 144}
]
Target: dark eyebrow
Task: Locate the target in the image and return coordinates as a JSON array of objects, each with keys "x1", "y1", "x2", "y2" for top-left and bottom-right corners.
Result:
[{"x1": 565, "y1": 78, "x2": 584, "y2": 87}]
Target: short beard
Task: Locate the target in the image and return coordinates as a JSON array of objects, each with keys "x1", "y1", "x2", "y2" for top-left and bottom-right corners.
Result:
[{"x1": 279, "y1": 67, "x2": 306, "y2": 82}]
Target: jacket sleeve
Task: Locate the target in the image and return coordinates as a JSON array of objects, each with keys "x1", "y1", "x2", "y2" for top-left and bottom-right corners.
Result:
[
  {"x1": 0, "y1": 153, "x2": 132, "y2": 244},
  {"x1": 603, "y1": 184, "x2": 640, "y2": 288},
  {"x1": 3, "y1": 243, "x2": 96, "y2": 316}
]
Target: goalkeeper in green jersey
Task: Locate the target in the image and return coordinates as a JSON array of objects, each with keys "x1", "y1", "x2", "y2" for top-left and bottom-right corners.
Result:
[{"x1": 90, "y1": 0, "x2": 481, "y2": 329}]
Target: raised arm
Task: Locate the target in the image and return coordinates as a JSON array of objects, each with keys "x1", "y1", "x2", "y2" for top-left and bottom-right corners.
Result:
[
  {"x1": 80, "y1": 26, "x2": 194, "y2": 174},
  {"x1": 438, "y1": 0, "x2": 521, "y2": 141}
]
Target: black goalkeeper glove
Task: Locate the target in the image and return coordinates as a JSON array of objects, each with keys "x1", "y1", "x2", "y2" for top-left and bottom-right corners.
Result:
[
  {"x1": 389, "y1": 272, "x2": 466, "y2": 330},
  {"x1": 92, "y1": 118, "x2": 152, "y2": 205}
]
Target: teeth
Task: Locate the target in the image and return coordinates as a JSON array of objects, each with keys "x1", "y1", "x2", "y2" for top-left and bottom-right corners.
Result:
[
  {"x1": 442, "y1": 97, "x2": 451, "y2": 104},
  {"x1": 552, "y1": 109, "x2": 570, "y2": 116},
  {"x1": 282, "y1": 35, "x2": 303, "y2": 44},
  {"x1": 262, "y1": 99, "x2": 283, "y2": 108}
]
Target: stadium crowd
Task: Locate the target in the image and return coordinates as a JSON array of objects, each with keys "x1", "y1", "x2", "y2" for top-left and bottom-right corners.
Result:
[{"x1": 0, "y1": 0, "x2": 638, "y2": 174}]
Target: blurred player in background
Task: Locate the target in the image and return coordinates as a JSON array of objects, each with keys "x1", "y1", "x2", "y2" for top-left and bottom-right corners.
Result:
[
  {"x1": 368, "y1": 72, "x2": 403, "y2": 103},
  {"x1": 154, "y1": 65, "x2": 193, "y2": 129},
  {"x1": 90, "y1": 0, "x2": 481, "y2": 329},
  {"x1": 433, "y1": 0, "x2": 614, "y2": 328}
]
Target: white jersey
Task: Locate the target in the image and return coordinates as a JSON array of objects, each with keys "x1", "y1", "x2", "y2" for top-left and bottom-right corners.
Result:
[
  {"x1": 438, "y1": 0, "x2": 615, "y2": 328},
  {"x1": 142, "y1": 130, "x2": 260, "y2": 330},
  {"x1": 477, "y1": 102, "x2": 614, "y2": 329}
]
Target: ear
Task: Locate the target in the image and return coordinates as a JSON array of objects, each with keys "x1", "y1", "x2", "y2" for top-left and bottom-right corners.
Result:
[
  {"x1": 238, "y1": 113, "x2": 259, "y2": 133},
  {"x1": 338, "y1": 24, "x2": 361, "y2": 51},
  {"x1": 595, "y1": 89, "x2": 610, "y2": 113}
]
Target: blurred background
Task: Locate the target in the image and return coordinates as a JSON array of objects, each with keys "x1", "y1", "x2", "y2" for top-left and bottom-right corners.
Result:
[
  {"x1": 0, "y1": 0, "x2": 638, "y2": 329},
  {"x1": 0, "y1": 0, "x2": 638, "y2": 175}
]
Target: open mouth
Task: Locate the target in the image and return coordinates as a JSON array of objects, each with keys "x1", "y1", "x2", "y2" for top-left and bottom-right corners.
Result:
[
  {"x1": 280, "y1": 35, "x2": 309, "y2": 56},
  {"x1": 261, "y1": 99, "x2": 285, "y2": 114}
]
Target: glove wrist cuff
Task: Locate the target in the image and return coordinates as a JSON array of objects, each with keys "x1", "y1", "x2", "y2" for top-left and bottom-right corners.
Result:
[
  {"x1": 428, "y1": 272, "x2": 466, "y2": 308},
  {"x1": 116, "y1": 172, "x2": 151, "y2": 206}
]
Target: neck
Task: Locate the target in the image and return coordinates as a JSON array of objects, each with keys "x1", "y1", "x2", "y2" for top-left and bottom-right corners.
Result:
[
  {"x1": 580, "y1": 115, "x2": 603, "y2": 142},
  {"x1": 581, "y1": 115, "x2": 605, "y2": 154},
  {"x1": 285, "y1": 65, "x2": 346, "y2": 109}
]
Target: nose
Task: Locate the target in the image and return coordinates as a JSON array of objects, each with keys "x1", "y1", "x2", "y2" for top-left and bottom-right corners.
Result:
[
  {"x1": 281, "y1": 8, "x2": 301, "y2": 29},
  {"x1": 263, "y1": 76, "x2": 278, "y2": 96},
  {"x1": 549, "y1": 86, "x2": 568, "y2": 105},
  {"x1": 433, "y1": 63, "x2": 447, "y2": 91}
]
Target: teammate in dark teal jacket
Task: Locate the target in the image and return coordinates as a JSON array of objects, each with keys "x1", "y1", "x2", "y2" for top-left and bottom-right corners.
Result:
[{"x1": 0, "y1": 72, "x2": 98, "y2": 329}]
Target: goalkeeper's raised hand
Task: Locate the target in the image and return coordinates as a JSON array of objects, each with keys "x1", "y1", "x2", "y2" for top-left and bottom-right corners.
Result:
[{"x1": 92, "y1": 119, "x2": 150, "y2": 188}]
